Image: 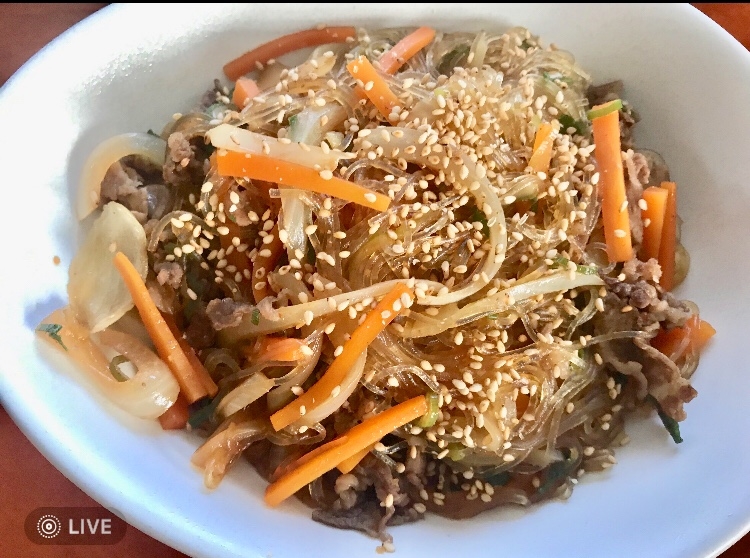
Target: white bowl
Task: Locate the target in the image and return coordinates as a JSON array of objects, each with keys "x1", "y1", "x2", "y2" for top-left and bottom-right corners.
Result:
[{"x1": 2, "y1": 4, "x2": 749, "y2": 557}]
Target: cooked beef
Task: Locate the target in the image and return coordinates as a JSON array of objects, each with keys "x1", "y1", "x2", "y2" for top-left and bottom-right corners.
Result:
[
  {"x1": 587, "y1": 80, "x2": 623, "y2": 106},
  {"x1": 314, "y1": 457, "x2": 421, "y2": 542},
  {"x1": 636, "y1": 148, "x2": 671, "y2": 186},
  {"x1": 146, "y1": 277, "x2": 178, "y2": 315},
  {"x1": 163, "y1": 131, "x2": 206, "y2": 188},
  {"x1": 205, "y1": 297, "x2": 255, "y2": 330},
  {"x1": 184, "y1": 309, "x2": 216, "y2": 349},
  {"x1": 100, "y1": 161, "x2": 149, "y2": 222},
  {"x1": 154, "y1": 261, "x2": 184, "y2": 290},
  {"x1": 595, "y1": 259, "x2": 697, "y2": 420},
  {"x1": 621, "y1": 150, "x2": 646, "y2": 247}
]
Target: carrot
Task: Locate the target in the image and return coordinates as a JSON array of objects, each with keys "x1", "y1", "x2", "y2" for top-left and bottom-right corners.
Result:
[
  {"x1": 163, "y1": 314, "x2": 218, "y2": 397},
  {"x1": 378, "y1": 26, "x2": 436, "y2": 75},
  {"x1": 270, "y1": 283, "x2": 414, "y2": 431},
  {"x1": 113, "y1": 252, "x2": 208, "y2": 403},
  {"x1": 652, "y1": 315, "x2": 716, "y2": 359},
  {"x1": 270, "y1": 436, "x2": 350, "y2": 482},
  {"x1": 246, "y1": 337, "x2": 311, "y2": 362},
  {"x1": 657, "y1": 181, "x2": 677, "y2": 291},
  {"x1": 346, "y1": 55, "x2": 401, "y2": 120},
  {"x1": 640, "y1": 186, "x2": 668, "y2": 262},
  {"x1": 528, "y1": 122, "x2": 555, "y2": 175},
  {"x1": 591, "y1": 102, "x2": 633, "y2": 262},
  {"x1": 224, "y1": 26, "x2": 357, "y2": 81},
  {"x1": 251, "y1": 223, "x2": 284, "y2": 303},
  {"x1": 232, "y1": 77, "x2": 260, "y2": 109},
  {"x1": 265, "y1": 395, "x2": 427, "y2": 506},
  {"x1": 158, "y1": 393, "x2": 189, "y2": 430},
  {"x1": 337, "y1": 443, "x2": 375, "y2": 474},
  {"x1": 217, "y1": 149, "x2": 390, "y2": 212}
]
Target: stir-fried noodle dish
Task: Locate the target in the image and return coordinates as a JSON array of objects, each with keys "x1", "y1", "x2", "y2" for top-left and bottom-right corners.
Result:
[{"x1": 38, "y1": 25, "x2": 715, "y2": 545}]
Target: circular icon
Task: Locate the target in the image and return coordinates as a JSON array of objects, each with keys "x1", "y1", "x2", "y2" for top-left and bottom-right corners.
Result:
[{"x1": 36, "y1": 515, "x2": 62, "y2": 539}]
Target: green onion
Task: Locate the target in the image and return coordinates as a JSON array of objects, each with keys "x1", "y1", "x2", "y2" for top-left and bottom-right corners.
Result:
[
  {"x1": 559, "y1": 114, "x2": 587, "y2": 136},
  {"x1": 552, "y1": 256, "x2": 598, "y2": 275},
  {"x1": 648, "y1": 395, "x2": 683, "y2": 444},
  {"x1": 469, "y1": 207, "x2": 489, "y2": 237},
  {"x1": 586, "y1": 99, "x2": 623, "y2": 121},
  {"x1": 446, "y1": 444, "x2": 466, "y2": 462},
  {"x1": 36, "y1": 323, "x2": 67, "y2": 350},
  {"x1": 437, "y1": 44, "x2": 470, "y2": 76},
  {"x1": 416, "y1": 392, "x2": 440, "y2": 428},
  {"x1": 108, "y1": 355, "x2": 131, "y2": 382},
  {"x1": 251, "y1": 308, "x2": 261, "y2": 325}
]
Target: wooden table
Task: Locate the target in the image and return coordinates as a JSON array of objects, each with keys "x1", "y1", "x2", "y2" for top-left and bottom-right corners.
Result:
[{"x1": 1, "y1": 3, "x2": 748, "y2": 557}]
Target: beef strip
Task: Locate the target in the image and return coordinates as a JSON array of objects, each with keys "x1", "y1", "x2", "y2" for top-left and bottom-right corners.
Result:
[
  {"x1": 100, "y1": 161, "x2": 149, "y2": 222},
  {"x1": 205, "y1": 297, "x2": 255, "y2": 330},
  {"x1": 154, "y1": 261, "x2": 184, "y2": 290},
  {"x1": 163, "y1": 131, "x2": 206, "y2": 188},
  {"x1": 313, "y1": 457, "x2": 422, "y2": 542},
  {"x1": 622, "y1": 149, "x2": 650, "y2": 248},
  {"x1": 184, "y1": 309, "x2": 216, "y2": 349},
  {"x1": 594, "y1": 260, "x2": 696, "y2": 421}
]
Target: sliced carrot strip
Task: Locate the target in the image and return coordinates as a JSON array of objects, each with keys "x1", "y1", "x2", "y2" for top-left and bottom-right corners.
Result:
[
  {"x1": 346, "y1": 55, "x2": 401, "y2": 119},
  {"x1": 591, "y1": 103, "x2": 633, "y2": 262},
  {"x1": 652, "y1": 316, "x2": 715, "y2": 358},
  {"x1": 657, "y1": 181, "x2": 677, "y2": 291},
  {"x1": 232, "y1": 77, "x2": 260, "y2": 109},
  {"x1": 640, "y1": 186, "x2": 668, "y2": 262},
  {"x1": 158, "y1": 393, "x2": 189, "y2": 430},
  {"x1": 113, "y1": 252, "x2": 208, "y2": 403},
  {"x1": 265, "y1": 395, "x2": 427, "y2": 506},
  {"x1": 216, "y1": 150, "x2": 390, "y2": 212},
  {"x1": 378, "y1": 26, "x2": 436, "y2": 75},
  {"x1": 337, "y1": 443, "x2": 375, "y2": 474},
  {"x1": 270, "y1": 283, "x2": 414, "y2": 431},
  {"x1": 163, "y1": 314, "x2": 218, "y2": 397},
  {"x1": 528, "y1": 122, "x2": 555, "y2": 175},
  {"x1": 224, "y1": 26, "x2": 356, "y2": 81}
]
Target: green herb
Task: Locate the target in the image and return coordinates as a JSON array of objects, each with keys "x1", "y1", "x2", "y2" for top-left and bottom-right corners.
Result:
[
  {"x1": 648, "y1": 395, "x2": 683, "y2": 444},
  {"x1": 469, "y1": 207, "x2": 489, "y2": 237},
  {"x1": 552, "y1": 256, "x2": 598, "y2": 275},
  {"x1": 537, "y1": 449, "x2": 573, "y2": 496},
  {"x1": 108, "y1": 355, "x2": 130, "y2": 382},
  {"x1": 187, "y1": 397, "x2": 218, "y2": 430},
  {"x1": 37, "y1": 323, "x2": 67, "y2": 350},
  {"x1": 487, "y1": 313, "x2": 499, "y2": 320},
  {"x1": 586, "y1": 99, "x2": 623, "y2": 120},
  {"x1": 251, "y1": 308, "x2": 261, "y2": 325},
  {"x1": 446, "y1": 444, "x2": 466, "y2": 462},
  {"x1": 559, "y1": 114, "x2": 587, "y2": 136},
  {"x1": 437, "y1": 44, "x2": 470, "y2": 75},
  {"x1": 542, "y1": 71, "x2": 572, "y2": 85},
  {"x1": 483, "y1": 470, "x2": 511, "y2": 487},
  {"x1": 416, "y1": 392, "x2": 440, "y2": 428}
]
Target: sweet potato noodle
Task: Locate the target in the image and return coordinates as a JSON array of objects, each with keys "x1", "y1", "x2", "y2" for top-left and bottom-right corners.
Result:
[{"x1": 37, "y1": 24, "x2": 714, "y2": 549}]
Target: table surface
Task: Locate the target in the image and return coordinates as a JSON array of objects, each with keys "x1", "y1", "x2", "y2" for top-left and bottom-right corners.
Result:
[{"x1": 1, "y1": 3, "x2": 749, "y2": 557}]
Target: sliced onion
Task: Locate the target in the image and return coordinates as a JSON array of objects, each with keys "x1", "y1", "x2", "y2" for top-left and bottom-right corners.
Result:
[
  {"x1": 78, "y1": 132, "x2": 166, "y2": 220},
  {"x1": 37, "y1": 308, "x2": 178, "y2": 419},
  {"x1": 206, "y1": 123, "x2": 354, "y2": 171},
  {"x1": 405, "y1": 270, "x2": 604, "y2": 337},
  {"x1": 68, "y1": 201, "x2": 148, "y2": 332},
  {"x1": 217, "y1": 372, "x2": 275, "y2": 418},
  {"x1": 191, "y1": 417, "x2": 267, "y2": 489}
]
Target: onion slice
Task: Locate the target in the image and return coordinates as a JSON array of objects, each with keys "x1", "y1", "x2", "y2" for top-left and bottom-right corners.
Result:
[
  {"x1": 206, "y1": 123, "x2": 354, "y2": 171},
  {"x1": 68, "y1": 202, "x2": 148, "y2": 332},
  {"x1": 36, "y1": 308, "x2": 179, "y2": 419},
  {"x1": 78, "y1": 132, "x2": 166, "y2": 220}
]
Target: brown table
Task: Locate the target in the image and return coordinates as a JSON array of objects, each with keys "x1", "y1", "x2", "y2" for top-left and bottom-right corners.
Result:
[{"x1": 1, "y1": 3, "x2": 749, "y2": 557}]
